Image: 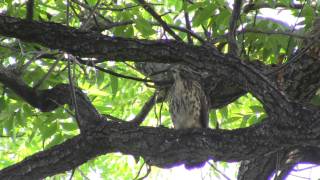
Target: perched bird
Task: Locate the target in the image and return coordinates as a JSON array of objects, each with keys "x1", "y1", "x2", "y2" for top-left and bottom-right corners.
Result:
[
  {"x1": 168, "y1": 64, "x2": 209, "y2": 129},
  {"x1": 168, "y1": 65, "x2": 209, "y2": 169}
]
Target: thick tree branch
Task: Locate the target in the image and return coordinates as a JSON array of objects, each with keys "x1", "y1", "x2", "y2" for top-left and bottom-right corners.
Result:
[
  {"x1": 0, "y1": 119, "x2": 317, "y2": 180},
  {"x1": 0, "y1": 15, "x2": 319, "y2": 127},
  {"x1": 0, "y1": 2, "x2": 320, "y2": 178},
  {"x1": 238, "y1": 146, "x2": 320, "y2": 180},
  {"x1": 0, "y1": 66, "x2": 101, "y2": 131},
  {"x1": 0, "y1": 66, "x2": 320, "y2": 178},
  {"x1": 0, "y1": 54, "x2": 320, "y2": 179}
]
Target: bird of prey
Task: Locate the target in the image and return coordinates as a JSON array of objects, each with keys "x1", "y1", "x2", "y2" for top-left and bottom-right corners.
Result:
[
  {"x1": 168, "y1": 64, "x2": 209, "y2": 129},
  {"x1": 168, "y1": 64, "x2": 209, "y2": 169}
]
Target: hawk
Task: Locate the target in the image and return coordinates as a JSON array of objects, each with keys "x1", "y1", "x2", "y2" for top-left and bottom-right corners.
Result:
[
  {"x1": 168, "y1": 64, "x2": 209, "y2": 169},
  {"x1": 168, "y1": 65, "x2": 209, "y2": 129}
]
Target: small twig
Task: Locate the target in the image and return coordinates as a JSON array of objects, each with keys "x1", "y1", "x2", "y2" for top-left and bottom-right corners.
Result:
[
  {"x1": 77, "y1": 58, "x2": 171, "y2": 85},
  {"x1": 0, "y1": 44, "x2": 18, "y2": 52},
  {"x1": 26, "y1": 0, "x2": 34, "y2": 20},
  {"x1": 202, "y1": 24, "x2": 211, "y2": 41},
  {"x1": 103, "y1": 93, "x2": 156, "y2": 125},
  {"x1": 239, "y1": 28, "x2": 307, "y2": 40},
  {"x1": 80, "y1": 0, "x2": 101, "y2": 30},
  {"x1": 0, "y1": 133, "x2": 24, "y2": 138},
  {"x1": 228, "y1": 0, "x2": 242, "y2": 56},
  {"x1": 239, "y1": 17, "x2": 245, "y2": 56},
  {"x1": 243, "y1": 2, "x2": 304, "y2": 13},
  {"x1": 45, "y1": 97, "x2": 76, "y2": 117},
  {"x1": 75, "y1": 58, "x2": 155, "y2": 83},
  {"x1": 208, "y1": 161, "x2": 231, "y2": 180},
  {"x1": 67, "y1": 55, "x2": 81, "y2": 132},
  {"x1": 71, "y1": 0, "x2": 112, "y2": 24},
  {"x1": 134, "y1": 162, "x2": 151, "y2": 180},
  {"x1": 293, "y1": 165, "x2": 319, "y2": 171},
  {"x1": 98, "y1": 4, "x2": 140, "y2": 11},
  {"x1": 20, "y1": 55, "x2": 36, "y2": 72},
  {"x1": 102, "y1": 21, "x2": 133, "y2": 30},
  {"x1": 285, "y1": 0, "x2": 306, "y2": 57},
  {"x1": 184, "y1": 4, "x2": 193, "y2": 44},
  {"x1": 66, "y1": 0, "x2": 70, "y2": 26},
  {"x1": 158, "y1": 100, "x2": 164, "y2": 126},
  {"x1": 123, "y1": 62, "x2": 138, "y2": 71},
  {"x1": 78, "y1": 169, "x2": 90, "y2": 180},
  {"x1": 33, "y1": 59, "x2": 60, "y2": 89},
  {"x1": 268, "y1": 3, "x2": 314, "y2": 75},
  {"x1": 103, "y1": 114, "x2": 124, "y2": 122},
  {"x1": 134, "y1": 162, "x2": 145, "y2": 180},
  {"x1": 137, "y1": 0, "x2": 182, "y2": 41},
  {"x1": 93, "y1": 65, "x2": 154, "y2": 83},
  {"x1": 17, "y1": 40, "x2": 25, "y2": 56},
  {"x1": 138, "y1": 165, "x2": 151, "y2": 180},
  {"x1": 69, "y1": 169, "x2": 76, "y2": 180},
  {"x1": 274, "y1": 152, "x2": 281, "y2": 180},
  {"x1": 245, "y1": 9, "x2": 258, "y2": 57},
  {"x1": 130, "y1": 92, "x2": 156, "y2": 125},
  {"x1": 151, "y1": 22, "x2": 205, "y2": 43},
  {"x1": 287, "y1": 174, "x2": 310, "y2": 180},
  {"x1": 213, "y1": 28, "x2": 309, "y2": 44},
  {"x1": 37, "y1": 53, "x2": 160, "y2": 84},
  {"x1": 71, "y1": 0, "x2": 129, "y2": 32}
]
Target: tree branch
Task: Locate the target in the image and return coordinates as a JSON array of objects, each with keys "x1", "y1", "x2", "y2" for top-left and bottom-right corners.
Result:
[
  {"x1": 150, "y1": 22, "x2": 205, "y2": 43},
  {"x1": 137, "y1": 0, "x2": 182, "y2": 41},
  {"x1": 0, "y1": 15, "x2": 317, "y2": 126},
  {"x1": 184, "y1": 6, "x2": 193, "y2": 44},
  {"x1": 228, "y1": 0, "x2": 242, "y2": 55},
  {"x1": 0, "y1": 66, "x2": 101, "y2": 131},
  {"x1": 0, "y1": 119, "x2": 316, "y2": 180},
  {"x1": 130, "y1": 92, "x2": 156, "y2": 125},
  {"x1": 26, "y1": 0, "x2": 34, "y2": 20},
  {"x1": 243, "y1": 2, "x2": 304, "y2": 14}
]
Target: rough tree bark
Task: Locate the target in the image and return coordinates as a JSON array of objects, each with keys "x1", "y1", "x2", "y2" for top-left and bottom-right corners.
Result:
[{"x1": 0, "y1": 14, "x2": 320, "y2": 180}]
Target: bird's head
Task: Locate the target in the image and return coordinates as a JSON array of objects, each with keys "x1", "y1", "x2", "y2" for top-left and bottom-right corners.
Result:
[{"x1": 170, "y1": 65, "x2": 201, "y2": 80}]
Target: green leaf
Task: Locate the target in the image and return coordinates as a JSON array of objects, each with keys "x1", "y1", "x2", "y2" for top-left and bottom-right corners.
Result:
[
  {"x1": 193, "y1": 3, "x2": 215, "y2": 26},
  {"x1": 96, "y1": 70, "x2": 105, "y2": 87},
  {"x1": 247, "y1": 115, "x2": 258, "y2": 125},
  {"x1": 0, "y1": 97, "x2": 5, "y2": 113},
  {"x1": 219, "y1": 107, "x2": 228, "y2": 119},
  {"x1": 174, "y1": 0, "x2": 183, "y2": 11},
  {"x1": 28, "y1": 126, "x2": 38, "y2": 142},
  {"x1": 250, "y1": 105, "x2": 264, "y2": 113},
  {"x1": 60, "y1": 122, "x2": 78, "y2": 131},
  {"x1": 311, "y1": 95, "x2": 320, "y2": 106},
  {"x1": 135, "y1": 16, "x2": 156, "y2": 37},
  {"x1": 110, "y1": 75, "x2": 118, "y2": 98},
  {"x1": 240, "y1": 115, "x2": 251, "y2": 128},
  {"x1": 46, "y1": 134, "x2": 63, "y2": 149},
  {"x1": 187, "y1": 2, "x2": 205, "y2": 12},
  {"x1": 209, "y1": 110, "x2": 217, "y2": 127},
  {"x1": 3, "y1": 113, "x2": 14, "y2": 136},
  {"x1": 15, "y1": 110, "x2": 26, "y2": 127},
  {"x1": 41, "y1": 123, "x2": 58, "y2": 140},
  {"x1": 221, "y1": 116, "x2": 241, "y2": 126}
]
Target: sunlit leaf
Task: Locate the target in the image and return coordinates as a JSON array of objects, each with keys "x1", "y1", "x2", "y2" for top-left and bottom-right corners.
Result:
[{"x1": 110, "y1": 75, "x2": 118, "y2": 99}]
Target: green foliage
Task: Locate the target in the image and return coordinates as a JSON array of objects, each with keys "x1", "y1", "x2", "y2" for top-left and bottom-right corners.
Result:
[{"x1": 0, "y1": 0, "x2": 319, "y2": 179}]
